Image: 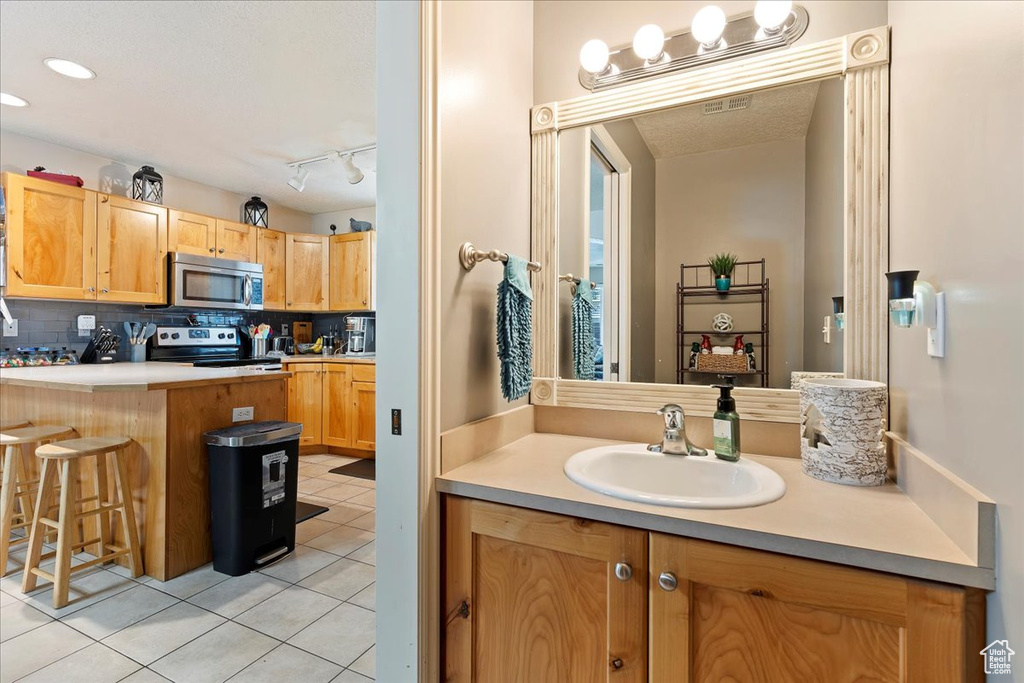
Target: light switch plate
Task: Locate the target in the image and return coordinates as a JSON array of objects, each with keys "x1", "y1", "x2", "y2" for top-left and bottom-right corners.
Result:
[
  {"x1": 822, "y1": 315, "x2": 832, "y2": 344},
  {"x1": 232, "y1": 406, "x2": 254, "y2": 422},
  {"x1": 2, "y1": 318, "x2": 17, "y2": 337}
]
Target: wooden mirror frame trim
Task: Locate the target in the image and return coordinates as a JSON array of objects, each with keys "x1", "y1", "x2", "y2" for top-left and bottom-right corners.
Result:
[{"x1": 529, "y1": 27, "x2": 890, "y2": 424}]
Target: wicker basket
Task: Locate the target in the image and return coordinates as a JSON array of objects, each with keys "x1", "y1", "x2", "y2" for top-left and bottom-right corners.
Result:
[{"x1": 696, "y1": 353, "x2": 748, "y2": 373}]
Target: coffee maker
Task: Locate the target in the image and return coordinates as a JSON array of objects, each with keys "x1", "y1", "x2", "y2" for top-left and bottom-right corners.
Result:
[{"x1": 344, "y1": 316, "x2": 376, "y2": 356}]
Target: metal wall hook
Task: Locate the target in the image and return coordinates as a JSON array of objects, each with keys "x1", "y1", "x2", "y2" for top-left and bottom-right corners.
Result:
[{"x1": 459, "y1": 242, "x2": 541, "y2": 273}]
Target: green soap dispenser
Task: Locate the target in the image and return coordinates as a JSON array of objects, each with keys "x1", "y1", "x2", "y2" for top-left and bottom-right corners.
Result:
[{"x1": 712, "y1": 376, "x2": 741, "y2": 462}]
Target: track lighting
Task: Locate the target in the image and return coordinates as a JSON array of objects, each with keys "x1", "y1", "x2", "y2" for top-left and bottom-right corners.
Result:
[
  {"x1": 341, "y1": 153, "x2": 364, "y2": 185},
  {"x1": 285, "y1": 144, "x2": 374, "y2": 188},
  {"x1": 288, "y1": 167, "x2": 310, "y2": 192}
]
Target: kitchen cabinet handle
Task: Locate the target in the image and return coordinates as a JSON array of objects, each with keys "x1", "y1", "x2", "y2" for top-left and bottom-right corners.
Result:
[
  {"x1": 614, "y1": 562, "x2": 633, "y2": 581},
  {"x1": 101, "y1": 288, "x2": 109, "y2": 294},
  {"x1": 101, "y1": 196, "x2": 109, "y2": 203},
  {"x1": 88, "y1": 287, "x2": 96, "y2": 293},
  {"x1": 611, "y1": 658, "x2": 624, "y2": 670},
  {"x1": 362, "y1": 299, "x2": 367, "y2": 305},
  {"x1": 658, "y1": 572, "x2": 678, "y2": 592},
  {"x1": 218, "y1": 248, "x2": 225, "y2": 254},
  {"x1": 209, "y1": 247, "x2": 215, "y2": 253}
]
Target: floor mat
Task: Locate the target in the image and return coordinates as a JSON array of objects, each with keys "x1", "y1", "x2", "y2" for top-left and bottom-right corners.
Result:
[
  {"x1": 296, "y1": 500, "x2": 330, "y2": 524},
  {"x1": 328, "y1": 458, "x2": 375, "y2": 481}
]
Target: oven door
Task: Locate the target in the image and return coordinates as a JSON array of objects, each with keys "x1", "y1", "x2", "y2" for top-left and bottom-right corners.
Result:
[{"x1": 172, "y1": 261, "x2": 262, "y2": 310}]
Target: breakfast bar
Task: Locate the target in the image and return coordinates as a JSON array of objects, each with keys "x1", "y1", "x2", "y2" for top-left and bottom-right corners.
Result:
[{"x1": 0, "y1": 362, "x2": 290, "y2": 580}]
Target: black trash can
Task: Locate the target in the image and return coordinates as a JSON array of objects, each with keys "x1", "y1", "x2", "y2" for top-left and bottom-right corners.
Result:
[{"x1": 204, "y1": 421, "x2": 302, "y2": 576}]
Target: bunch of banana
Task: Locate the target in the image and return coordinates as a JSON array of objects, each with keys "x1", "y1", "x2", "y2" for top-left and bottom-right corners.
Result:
[{"x1": 312, "y1": 336, "x2": 324, "y2": 353}]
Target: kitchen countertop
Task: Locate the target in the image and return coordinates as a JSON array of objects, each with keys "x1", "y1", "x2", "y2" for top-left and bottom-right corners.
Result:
[
  {"x1": 280, "y1": 355, "x2": 375, "y2": 364},
  {"x1": 437, "y1": 433, "x2": 995, "y2": 589},
  {"x1": 0, "y1": 361, "x2": 290, "y2": 393}
]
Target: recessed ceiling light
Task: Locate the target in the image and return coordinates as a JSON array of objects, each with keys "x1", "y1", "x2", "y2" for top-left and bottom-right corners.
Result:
[
  {"x1": 0, "y1": 92, "x2": 29, "y2": 107},
  {"x1": 44, "y1": 58, "x2": 96, "y2": 80}
]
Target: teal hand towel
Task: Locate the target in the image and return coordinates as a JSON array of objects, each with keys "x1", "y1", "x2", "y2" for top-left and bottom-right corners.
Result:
[
  {"x1": 573, "y1": 279, "x2": 596, "y2": 380},
  {"x1": 497, "y1": 255, "x2": 533, "y2": 401}
]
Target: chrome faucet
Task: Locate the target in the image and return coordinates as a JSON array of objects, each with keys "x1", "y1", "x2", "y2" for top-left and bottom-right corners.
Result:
[{"x1": 648, "y1": 404, "x2": 707, "y2": 456}]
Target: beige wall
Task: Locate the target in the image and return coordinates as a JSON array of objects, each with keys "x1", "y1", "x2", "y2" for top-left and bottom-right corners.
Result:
[
  {"x1": 534, "y1": 1, "x2": 888, "y2": 104},
  {"x1": 0, "y1": 129, "x2": 313, "y2": 233},
  {"x1": 888, "y1": 0, "x2": 1024, "y2": 662},
  {"x1": 654, "y1": 139, "x2": 806, "y2": 387},
  {"x1": 802, "y1": 77, "x2": 845, "y2": 374},
  {"x1": 439, "y1": 0, "x2": 534, "y2": 431}
]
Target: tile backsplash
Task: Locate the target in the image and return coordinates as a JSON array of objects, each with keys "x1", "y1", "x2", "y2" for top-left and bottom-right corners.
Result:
[{"x1": 1, "y1": 299, "x2": 312, "y2": 361}]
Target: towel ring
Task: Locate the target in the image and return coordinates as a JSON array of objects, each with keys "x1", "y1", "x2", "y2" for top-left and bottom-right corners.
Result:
[{"x1": 459, "y1": 242, "x2": 542, "y2": 272}]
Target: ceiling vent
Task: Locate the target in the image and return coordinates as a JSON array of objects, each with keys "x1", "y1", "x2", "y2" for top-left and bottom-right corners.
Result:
[{"x1": 703, "y1": 94, "x2": 753, "y2": 115}]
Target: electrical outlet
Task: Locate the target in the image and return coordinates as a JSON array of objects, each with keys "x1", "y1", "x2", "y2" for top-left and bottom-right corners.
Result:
[
  {"x1": 2, "y1": 318, "x2": 17, "y2": 337},
  {"x1": 232, "y1": 406, "x2": 254, "y2": 422},
  {"x1": 77, "y1": 314, "x2": 97, "y2": 337},
  {"x1": 281, "y1": 323, "x2": 289, "y2": 336}
]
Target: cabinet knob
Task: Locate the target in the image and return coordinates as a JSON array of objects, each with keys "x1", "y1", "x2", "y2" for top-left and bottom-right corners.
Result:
[
  {"x1": 88, "y1": 287, "x2": 96, "y2": 293},
  {"x1": 614, "y1": 562, "x2": 633, "y2": 581},
  {"x1": 209, "y1": 247, "x2": 215, "y2": 253},
  {"x1": 611, "y1": 658, "x2": 624, "y2": 670},
  {"x1": 101, "y1": 288, "x2": 109, "y2": 294},
  {"x1": 218, "y1": 248, "x2": 225, "y2": 254},
  {"x1": 658, "y1": 572, "x2": 678, "y2": 592},
  {"x1": 362, "y1": 300, "x2": 367, "y2": 305}
]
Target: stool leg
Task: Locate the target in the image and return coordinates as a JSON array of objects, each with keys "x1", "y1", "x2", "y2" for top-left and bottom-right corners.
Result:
[
  {"x1": 113, "y1": 449, "x2": 143, "y2": 578},
  {"x1": 0, "y1": 445, "x2": 19, "y2": 575},
  {"x1": 15, "y1": 443, "x2": 36, "y2": 532},
  {"x1": 94, "y1": 453, "x2": 111, "y2": 565},
  {"x1": 52, "y1": 458, "x2": 78, "y2": 609},
  {"x1": 22, "y1": 458, "x2": 57, "y2": 593}
]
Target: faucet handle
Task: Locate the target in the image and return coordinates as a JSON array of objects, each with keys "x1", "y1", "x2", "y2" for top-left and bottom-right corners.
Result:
[{"x1": 657, "y1": 404, "x2": 684, "y2": 430}]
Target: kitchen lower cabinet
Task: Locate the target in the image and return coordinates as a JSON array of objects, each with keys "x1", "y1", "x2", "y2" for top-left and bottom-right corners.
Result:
[
  {"x1": 97, "y1": 195, "x2": 168, "y2": 304},
  {"x1": 256, "y1": 228, "x2": 287, "y2": 310},
  {"x1": 287, "y1": 364, "x2": 323, "y2": 446},
  {"x1": 285, "y1": 361, "x2": 375, "y2": 452},
  {"x1": 443, "y1": 498, "x2": 986, "y2": 683},
  {"x1": 322, "y1": 363, "x2": 353, "y2": 448}
]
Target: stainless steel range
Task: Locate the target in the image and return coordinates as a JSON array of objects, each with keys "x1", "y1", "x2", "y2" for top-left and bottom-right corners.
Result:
[{"x1": 148, "y1": 325, "x2": 281, "y2": 368}]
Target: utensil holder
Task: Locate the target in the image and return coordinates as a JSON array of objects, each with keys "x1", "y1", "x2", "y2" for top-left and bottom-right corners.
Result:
[
  {"x1": 130, "y1": 345, "x2": 147, "y2": 363},
  {"x1": 252, "y1": 338, "x2": 269, "y2": 358}
]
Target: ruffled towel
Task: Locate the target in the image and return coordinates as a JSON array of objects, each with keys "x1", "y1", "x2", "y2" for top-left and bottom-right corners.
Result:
[
  {"x1": 572, "y1": 279, "x2": 596, "y2": 380},
  {"x1": 497, "y1": 255, "x2": 533, "y2": 401}
]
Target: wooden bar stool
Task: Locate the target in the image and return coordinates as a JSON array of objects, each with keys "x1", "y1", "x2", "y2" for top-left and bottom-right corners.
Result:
[
  {"x1": 22, "y1": 436, "x2": 144, "y2": 609},
  {"x1": 0, "y1": 425, "x2": 75, "y2": 576}
]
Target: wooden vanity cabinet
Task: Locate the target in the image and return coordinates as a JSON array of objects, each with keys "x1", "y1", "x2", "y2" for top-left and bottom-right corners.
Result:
[
  {"x1": 285, "y1": 361, "x2": 375, "y2": 453},
  {"x1": 329, "y1": 231, "x2": 376, "y2": 311},
  {"x1": 286, "y1": 233, "x2": 329, "y2": 311},
  {"x1": 96, "y1": 195, "x2": 167, "y2": 304},
  {"x1": 256, "y1": 228, "x2": 287, "y2": 311},
  {"x1": 443, "y1": 498, "x2": 986, "y2": 683}
]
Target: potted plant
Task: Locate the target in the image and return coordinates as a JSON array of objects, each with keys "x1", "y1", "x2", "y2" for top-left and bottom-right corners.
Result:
[{"x1": 708, "y1": 252, "x2": 738, "y2": 292}]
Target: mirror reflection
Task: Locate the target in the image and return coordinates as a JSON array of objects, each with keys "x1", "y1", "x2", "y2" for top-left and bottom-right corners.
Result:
[{"x1": 558, "y1": 78, "x2": 845, "y2": 388}]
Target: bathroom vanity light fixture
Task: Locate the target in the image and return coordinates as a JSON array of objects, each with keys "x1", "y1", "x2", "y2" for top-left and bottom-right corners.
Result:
[
  {"x1": 886, "y1": 270, "x2": 946, "y2": 358},
  {"x1": 286, "y1": 144, "x2": 375, "y2": 188},
  {"x1": 577, "y1": 2, "x2": 808, "y2": 91}
]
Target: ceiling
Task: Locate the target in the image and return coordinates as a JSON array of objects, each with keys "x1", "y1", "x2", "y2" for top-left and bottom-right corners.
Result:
[
  {"x1": 0, "y1": 0, "x2": 376, "y2": 214},
  {"x1": 633, "y1": 80, "x2": 822, "y2": 158}
]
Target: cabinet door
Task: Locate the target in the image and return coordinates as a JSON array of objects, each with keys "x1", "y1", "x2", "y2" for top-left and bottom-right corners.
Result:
[
  {"x1": 286, "y1": 364, "x2": 323, "y2": 446},
  {"x1": 350, "y1": 380, "x2": 375, "y2": 451},
  {"x1": 214, "y1": 220, "x2": 257, "y2": 262},
  {"x1": 168, "y1": 210, "x2": 216, "y2": 257},
  {"x1": 329, "y1": 232, "x2": 375, "y2": 311},
  {"x1": 1, "y1": 173, "x2": 97, "y2": 300},
  {"x1": 445, "y1": 498, "x2": 647, "y2": 682},
  {"x1": 322, "y1": 363, "x2": 352, "y2": 448},
  {"x1": 96, "y1": 195, "x2": 168, "y2": 304},
  {"x1": 649, "y1": 534, "x2": 984, "y2": 682},
  {"x1": 257, "y1": 229, "x2": 287, "y2": 310},
  {"x1": 285, "y1": 233, "x2": 329, "y2": 311}
]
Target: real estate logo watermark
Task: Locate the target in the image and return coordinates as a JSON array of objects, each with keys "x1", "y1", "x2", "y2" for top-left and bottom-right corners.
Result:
[{"x1": 981, "y1": 640, "x2": 1015, "y2": 675}]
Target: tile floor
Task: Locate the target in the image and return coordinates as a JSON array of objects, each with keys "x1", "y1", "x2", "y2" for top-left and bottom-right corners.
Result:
[{"x1": 0, "y1": 454, "x2": 376, "y2": 683}]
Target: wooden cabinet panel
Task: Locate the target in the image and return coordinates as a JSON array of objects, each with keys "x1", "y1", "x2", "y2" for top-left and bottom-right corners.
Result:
[
  {"x1": 444, "y1": 498, "x2": 648, "y2": 682},
  {"x1": 329, "y1": 232, "x2": 375, "y2": 311},
  {"x1": 351, "y1": 364, "x2": 375, "y2": 383},
  {"x1": 168, "y1": 210, "x2": 215, "y2": 257},
  {"x1": 287, "y1": 364, "x2": 322, "y2": 446},
  {"x1": 256, "y1": 229, "x2": 287, "y2": 310},
  {"x1": 286, "y1": 234, "x2": 329, "y2": 311},
  {"x1": 351, "y1": 381, "x2": 376, "y2": 451},
  {"x1": 1, "y1": 173, "x2": 97, "y2": 299},
  {"x1": 97, "y1": 195, "x2": 167, "y2": 304},
  {"x1": 322, "y1": 364, "x2": 352, "y2": 448},
  {"x1": 215, "y1": 219, "x2": 257, "y2": 262}
]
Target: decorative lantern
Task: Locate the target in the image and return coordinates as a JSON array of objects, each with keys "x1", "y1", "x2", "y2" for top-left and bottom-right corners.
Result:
[
  {"x1": 131, "y1": 165, "x2": 163, "y2": 204},
  {"x1": 243, "y1": 196, "x2": 269, "y2": 228}
]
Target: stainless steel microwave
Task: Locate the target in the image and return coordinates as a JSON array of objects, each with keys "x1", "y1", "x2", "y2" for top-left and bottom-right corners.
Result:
[{"x1": 168, "y1": 252, "x2": 264, "y2": 311}]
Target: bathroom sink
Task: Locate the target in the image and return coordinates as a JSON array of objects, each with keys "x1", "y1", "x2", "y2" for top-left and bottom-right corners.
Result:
[{"x1": 564, "y1": 443, "x2": 786, "y2": 509}]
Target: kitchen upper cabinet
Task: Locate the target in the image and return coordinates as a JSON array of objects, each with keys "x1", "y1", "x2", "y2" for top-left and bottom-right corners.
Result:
[
  {"x1": 215, "y1": 219, "x2": 257, "y2": 263},
  {"x1": 168, "y1": 210, "x2": 216, "y2": 257},
  {"x1": 287, "y1": 364, "x2": 323, "y2": 446},
  {"x1": 445, "y1": 497, "x2": 648, "y2": 682},
  {"x1": 329, "y1": 231, "x2": 375, "y2": 311},
  {"x1": 256, "y1": 228, "x2": 287, "y2": 310},
  {"x1": 286, "y1": 233, "x2": 329, "y2": 311},
  {"x1": 96, "y1": 195, "x2": 168, "y2": 304},
  {"x1": 1, "y1": 172, "x2": 98, "y2": 300},
  {"x1": 322, "y1": 363, "x2": 352, "y2": 448}
]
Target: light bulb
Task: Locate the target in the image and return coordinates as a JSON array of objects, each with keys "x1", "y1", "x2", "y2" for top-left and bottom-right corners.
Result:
[
  {"x1": 632, "y1": 24, "x2": 666, "y2": 61},
  {"x1": 43, "y1": 58, "x2": 96, "y2": 80},
  {"x1": 754, "y1": 0, "x2": 792, "y2": 31},
  {"x1": 691, "y1": 6, "x2": 727, "y2": 47},
  {"x1": 579, "y1": 39, "x2": 610, "y2": 74}
]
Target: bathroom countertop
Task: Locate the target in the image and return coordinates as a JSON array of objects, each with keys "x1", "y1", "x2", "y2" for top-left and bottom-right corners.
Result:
[
  {"x1": 436, "y1": 433, "x2": 995, "y2": 589},
  {"x1": 0, "y1": 362, "x2": 290, "y2": 393}
]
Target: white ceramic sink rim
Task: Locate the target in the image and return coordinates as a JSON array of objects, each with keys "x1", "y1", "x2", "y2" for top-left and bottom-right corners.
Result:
[{"x1": 564, "y1": 443, "x2": 786, "y2": 509}]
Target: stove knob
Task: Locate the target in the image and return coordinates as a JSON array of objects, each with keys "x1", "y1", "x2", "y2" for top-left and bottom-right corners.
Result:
[
  {"x1": 228, "y1": 333, "x2": 235, "y2": 339},
  {"x1": 160, "y1": 333, "x2": 169, "y2": 339},
  {"x1": 218, "y1": 333, "x2": 226, "y2": 339},
  {"x1": 171, "y1": 333, "x2": 180, "y2": 340}
]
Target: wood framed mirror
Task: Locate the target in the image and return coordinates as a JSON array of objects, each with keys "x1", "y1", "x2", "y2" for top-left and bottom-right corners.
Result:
[{"x1": 530, "y1": 26, "x2": 890, "y2": 423}]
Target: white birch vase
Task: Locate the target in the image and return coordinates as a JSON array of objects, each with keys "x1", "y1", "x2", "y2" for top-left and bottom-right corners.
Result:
[{"x1": 800, "y1": 378, "x2": 888, "y2": 486}]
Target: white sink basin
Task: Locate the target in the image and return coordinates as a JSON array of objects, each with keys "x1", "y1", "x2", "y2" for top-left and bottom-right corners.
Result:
[{"x1": 564, "y1": 443, "x2": 786, "y2": 509}]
